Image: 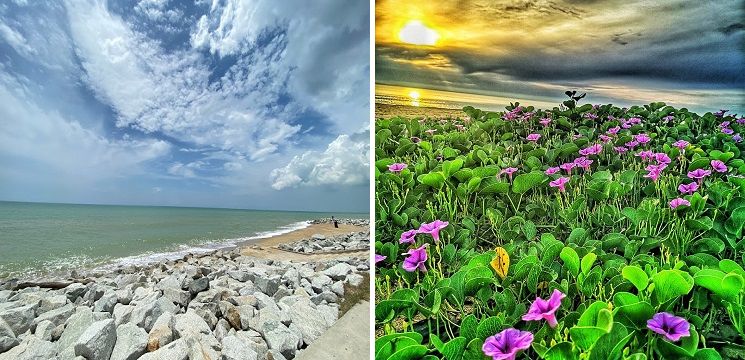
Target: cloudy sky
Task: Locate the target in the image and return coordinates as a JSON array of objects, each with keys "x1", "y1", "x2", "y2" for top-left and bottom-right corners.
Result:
[
  {"x1": 376, "y1": 0, "x2": 744, "y2": 114},
  {"x1": 0, "y1": 0, "x2": 370, "y2": 212}
]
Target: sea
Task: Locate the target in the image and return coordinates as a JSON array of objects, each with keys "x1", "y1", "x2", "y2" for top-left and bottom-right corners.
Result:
[{"x1": 0, "y1": 201, "x2": 367, "y2": 280}]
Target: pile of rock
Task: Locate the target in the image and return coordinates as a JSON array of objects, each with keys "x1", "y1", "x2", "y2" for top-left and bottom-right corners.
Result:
[
  {"x1": 0, "y1": 249, "x2": 367, "y2": 360},
  {"x1": 309, "y1": 218, "x2": 369, "y2": 227},
  {"x1": 278, "y1": 231, "x2": 369, "y2": 254}
]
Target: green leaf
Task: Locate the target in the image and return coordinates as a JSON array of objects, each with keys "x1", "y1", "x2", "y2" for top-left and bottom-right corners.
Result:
[
  {"x1": 476, "y1": 316, "x2": 504, "y2": 341},
  {"x1": 560, "y1": 247, "x2": 580, "y2": 277},
  {"x1": 443, "y1": 159, "x2": 464, "y2": 177},
  {"x1": 417, "y1": 172, "x2": 446, "y2": 189},
  {"x1": 512, "y1": 171, "x2": 547, "y2": 194},
  {"x1": 460, "y1": 314, "x2": 478, "y2": 341},
  {"x1": 651, "y1": 269, "x2": 694, "y2": 304},
  {"x1": 387, "y1": 345, "x2": 429, "y2": 360},
  {"x1": 441, "y1": 337, "x2": 467, "y2": 360},
  {"x1": 581, "y1": 253, "x2": 597, "y2": 275},
  {"x1": 621, "y1": 265, "x2": 649, "y2": 292}
]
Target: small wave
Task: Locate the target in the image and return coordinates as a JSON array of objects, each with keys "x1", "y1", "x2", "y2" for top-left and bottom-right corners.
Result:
[{"x1": 95, "y1": 220, "x2": 311, "y2": 271}]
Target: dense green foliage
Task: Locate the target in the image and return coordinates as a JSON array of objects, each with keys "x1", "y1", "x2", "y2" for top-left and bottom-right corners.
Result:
[{"x1": 374, "y1": 98, "x2": 745, "y2": 360}]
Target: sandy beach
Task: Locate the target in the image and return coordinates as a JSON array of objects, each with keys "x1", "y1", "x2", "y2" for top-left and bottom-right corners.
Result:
[{"x1": 240, "y1": 222, "x2": 369, "y2": 262}]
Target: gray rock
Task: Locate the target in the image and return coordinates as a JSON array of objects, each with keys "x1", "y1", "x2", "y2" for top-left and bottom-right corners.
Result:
[
  {"x1": 228, "y1": 271, "x2": 250, "y2": 282},
  {"x1": 285, "y1": 300, "x2": 330, "y2": 345},
  {"x1": 57, "y1": 306, "x2": 94, "y2": 354},
  {"x1": 0, "y1": 335, "x2": 56, "y2": 360},
  {"x1": 163, "y1": 287, "x2": 190, "y2": 307},
  {"x1": 139, "y1": 338, "x2": 188, "y2": 360},
  {"x1": 331, "y1": 281, "x2": 345, "y2": 297},
  {"x1": 0, "y1": 304, "x2": 36, "y2": 335},
  {"x1": 346, "y1": 273, "x2": 364, "y2": 287},
  {"x1": 33, "y1": 319, "x2": 55, "y2": 341},
  {"x1": 34, "y1": 303, "x2": 75, "y2": 327},
  {"x1": 213, "y1": 318, "x2": 231, "y2": 341},
  {"x1": 73, "y1": 319, "x2": 116, "y2": 360},
  {"x1": 255, "y1": 275, "x2": 280, "y2": 297},
  {"x1": 94, "y1": 291, "x2": 118, "y2": 313},
  {"x1": 110, "y1": 323, "x2": 147, "y2": 360},
  {"x1": 322, "y1": 263, "x2": 356, "y2": 280},
  {"x1": 311, "y1": 275, "x2": 332, "y2": 292},
  {"x1": 222, "y1": 335, "x2": 259, "y2": 360},
  {"x1": 65, "y1": 283, "x2": 87, "y2": 301},
  {"x1": 317, "y1": 304, "x2": 339, "y2": 327},
  {"x1": 0, "y1": 318, "x2": 18, "y2": 352},
  {"x1": 130, "y1": 297, "x2": 178, "y2": 331},
  {"x1": 311, "y1": 234, "x2": 326, "y2": 240},
  {"x1": 260, "y1": 319, "x2": 301, "y2": 359},
  {"x1": 113, "y1": 304, "x2": 135, "y2": 326},
  {"x1": 311, "y1": 291, "x2": 338, "y2": 305},
  {"x1": 39, "y1": 295, "x2": 68, "y2": 313},
  {"x1": 189, "y1": 277, "x2": 209, "y2": 294},
  {"x1": 147, "y1": 312, "x2": 173, "y2": 352}
]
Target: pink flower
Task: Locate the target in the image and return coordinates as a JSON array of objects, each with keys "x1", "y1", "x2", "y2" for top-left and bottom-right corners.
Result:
[
  {"x1": 483, "y1": 329, "x2": 533, "y2": 360},
  {"x1": 579, "y1": 144, "x2": 602, "y2": 156},
  {"x1": 625, "y1": 140, "x2": 639, "y2": 149},
  {"x1": 644, "y1": 164, "x2": 665, "y2": 182},
  {"x1": 402, "y1": 244, "x2": 428, "y2": 272},
  {"x1": 375, "y1": 254, "x2": 387, "y2": 264},
  {"x1": 614, "y1": 146, "x2": 628, "y2": 154},
  {"x1": 711, "y1": 160, "x2": 727, "y2": 173},
  {"x1": 669, "y1": 198, "x2": 691, "y2": 210},
  {"x1": 599, "y1": 134, "x2": 612, "y2": 143},
  {"x1": 526, "y1": 133, "x2": 541, "y2": 142},
  {"x1": 654, "y1": 153, "x2": 671, "y2": 165},
  {"x1": 559, "y1": 163, "x2": 575, "y2": 174},
  {"x1": 499, "y1": 167, "x2": 518, "y2": 181},
  {"x1": 388, "y1": 163, "x2": 408, "y2": 173},
  {"x1": 399, "y1": 229, "x2": 418, "y2": 244},
  {"x1": 678, "y1": 182, "x2": 698, "y2": 195},
  {"x1": 635, "y1": 133, "x2": 651, "y2": 144},
  {"x1": 672, "y1": 140, "x2": 689, "y2": 150},
  {"x1": 539, "y1": 118, "x2": 552, "y2": 127},
  {"x1": 574, "y1": 156, "x2": 593, "y2": 171},
  {"x1": 454, "y1": 124, "x2": 465, "y2": 131},
  {"x1": 607, "y1": 126, "x2": 621, "y2": 135},
  {"x1": 523, "y1": 289, "x2": 566, "y2": 328},
  {"x1": 545, "y1": 167, "x2": 560, "y2": 175},
  {"x1": 722, "y1": 128, "x2": 734, "y2": 135},
  {"x1": 636, "y1": 150, "x2": 654, "y2": 161},
  {"x1": 648, "y1": 312, "x2": 691, "y2": 342},
  {"x1": 688, "y1": 169, "x2": 711, "y2": 184},
  {"x1": 425, "y1": 129, "x2": 437, "y2": 135},
  {"x1": 572, "y1": 134, "x2": 582, "y2": 140},
  {"x1": 549, "y1": 177, "x2": 570, "y2": 192},
  {"x1": 418, "y1": 220, "x2": 449, "y2": 242}
]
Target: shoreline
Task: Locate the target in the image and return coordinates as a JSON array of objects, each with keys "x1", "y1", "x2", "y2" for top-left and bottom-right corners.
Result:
[{"x1": 0, "y1": 218, "x2": 369, "y2": 285}]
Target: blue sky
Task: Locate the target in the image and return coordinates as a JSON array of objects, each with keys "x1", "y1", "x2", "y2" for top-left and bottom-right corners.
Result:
[{"x1": 0, "y1": 0, "x2": 370, "y2": 212}]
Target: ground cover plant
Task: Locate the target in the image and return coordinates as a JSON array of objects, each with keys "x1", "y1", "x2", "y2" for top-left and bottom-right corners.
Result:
[{"x1": 374, "y1": 94, "x2": 745, "y2": 360}]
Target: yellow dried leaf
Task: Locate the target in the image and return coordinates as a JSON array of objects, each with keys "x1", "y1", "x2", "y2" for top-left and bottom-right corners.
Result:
[{"x1": 490, "y1": 247, "x2": 510, "y2": 280}]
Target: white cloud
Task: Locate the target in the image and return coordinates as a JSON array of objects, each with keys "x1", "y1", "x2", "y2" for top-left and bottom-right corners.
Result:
[
  {"x1": 64, "y1": 0, "x2": 301, "y2": 161},
  {"x1": 270, "y1": 131, "x2": 369, "y2": 190},
  {"x1": 0, "y1": 21, "x2": 35, "y2": 56},
  {"x1": 167, "y1": 161, "x2": 204, "y2": 178}
]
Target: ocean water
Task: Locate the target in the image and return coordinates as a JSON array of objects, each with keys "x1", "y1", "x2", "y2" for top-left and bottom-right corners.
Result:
[{"x1": 0, "y1": 201, "x2": 367, "y2": 280}]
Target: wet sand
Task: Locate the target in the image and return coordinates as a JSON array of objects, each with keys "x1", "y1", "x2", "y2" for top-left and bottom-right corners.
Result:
[
  {"x1": 375, "y1": 103, "x2": 467, "y2": 120},
  {"x1": 239, "y1": 223, "x2": 369, "y2": 262}
]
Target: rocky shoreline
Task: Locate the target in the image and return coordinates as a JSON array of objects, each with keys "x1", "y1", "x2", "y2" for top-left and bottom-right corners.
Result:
[
  {"x1": 277, "y1": 231, "x2": 369, "y2": 254},
  {"x1": 308, "y1": 218, "x2": 369, "y2": 226},
  {"x1": 0, "y1": 247, "x2": 368, "y2": 360}
]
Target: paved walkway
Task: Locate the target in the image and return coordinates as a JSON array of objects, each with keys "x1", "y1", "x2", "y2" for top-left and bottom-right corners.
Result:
[{"x1": 295, "y1": 301, "x2": 370, "y2": 359}]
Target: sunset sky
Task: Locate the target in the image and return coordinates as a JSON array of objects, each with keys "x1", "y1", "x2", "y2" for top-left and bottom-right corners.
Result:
[{"x1": 376, "y1": 0, "x2": 744, "y2": 113}]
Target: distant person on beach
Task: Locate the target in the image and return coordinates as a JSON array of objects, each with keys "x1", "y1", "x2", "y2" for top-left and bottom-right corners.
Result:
[{"x1": 333, "y1": 216, "x2": 339, "y2": 228}]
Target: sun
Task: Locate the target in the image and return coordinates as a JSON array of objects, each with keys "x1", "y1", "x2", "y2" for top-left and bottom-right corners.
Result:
[
  {"x1": 408, "y1": 90, "x2": 421, "y2": 100},
  {"x1": 398, "y1": 20, "x2": 440, "y2": 46}
]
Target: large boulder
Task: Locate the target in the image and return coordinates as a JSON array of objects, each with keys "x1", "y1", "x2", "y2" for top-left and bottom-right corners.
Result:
[
  {"x1": 130, "y1": 297, "x2": 178, "y2": 331},
  {"x1": 221, "y1": 335, "x2": 259, "y2": 360},
  {"x1": 73, "y1": 319, "x2": 117, "y2": 360},
  {"x1": 139, "y1": 338, "x2": 188, "y2": 360},
  {"x1": 147, "y1": 312, "x2": 173, "y2": 352},
  {"x1": 110, "y1": 322, "x2": 147, "y2": 360},
  {"x1": 0, "y1": 335, "x2": 56, "y2": 360},
  {"x1": 322, "y1": 263, "x2": 355, "y2": 280},
  {"x1": 64, "y1": 283, "x2": 88, "y2": 301},
  {"x1": 285, "y1": 299, "x2": 331, "y2": 345},
  {"x1": 57, "y1": 306, "x2": 94, "y2": 354},
  {"x1": 0, "y1": 304, "x2": 37, "y2": 335},
  {"x1": 34, "y1": 303, "x2": 75, "y2": 327},
  {"x1": 0, "y1": 318, "x2": 18, "y2": 352},
  {"x1": 260, "y1": 319, "x2": 301, "y2": 359},
  {"x1": 94, "y1": 291, "x2": 118, "y2": 313}
]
